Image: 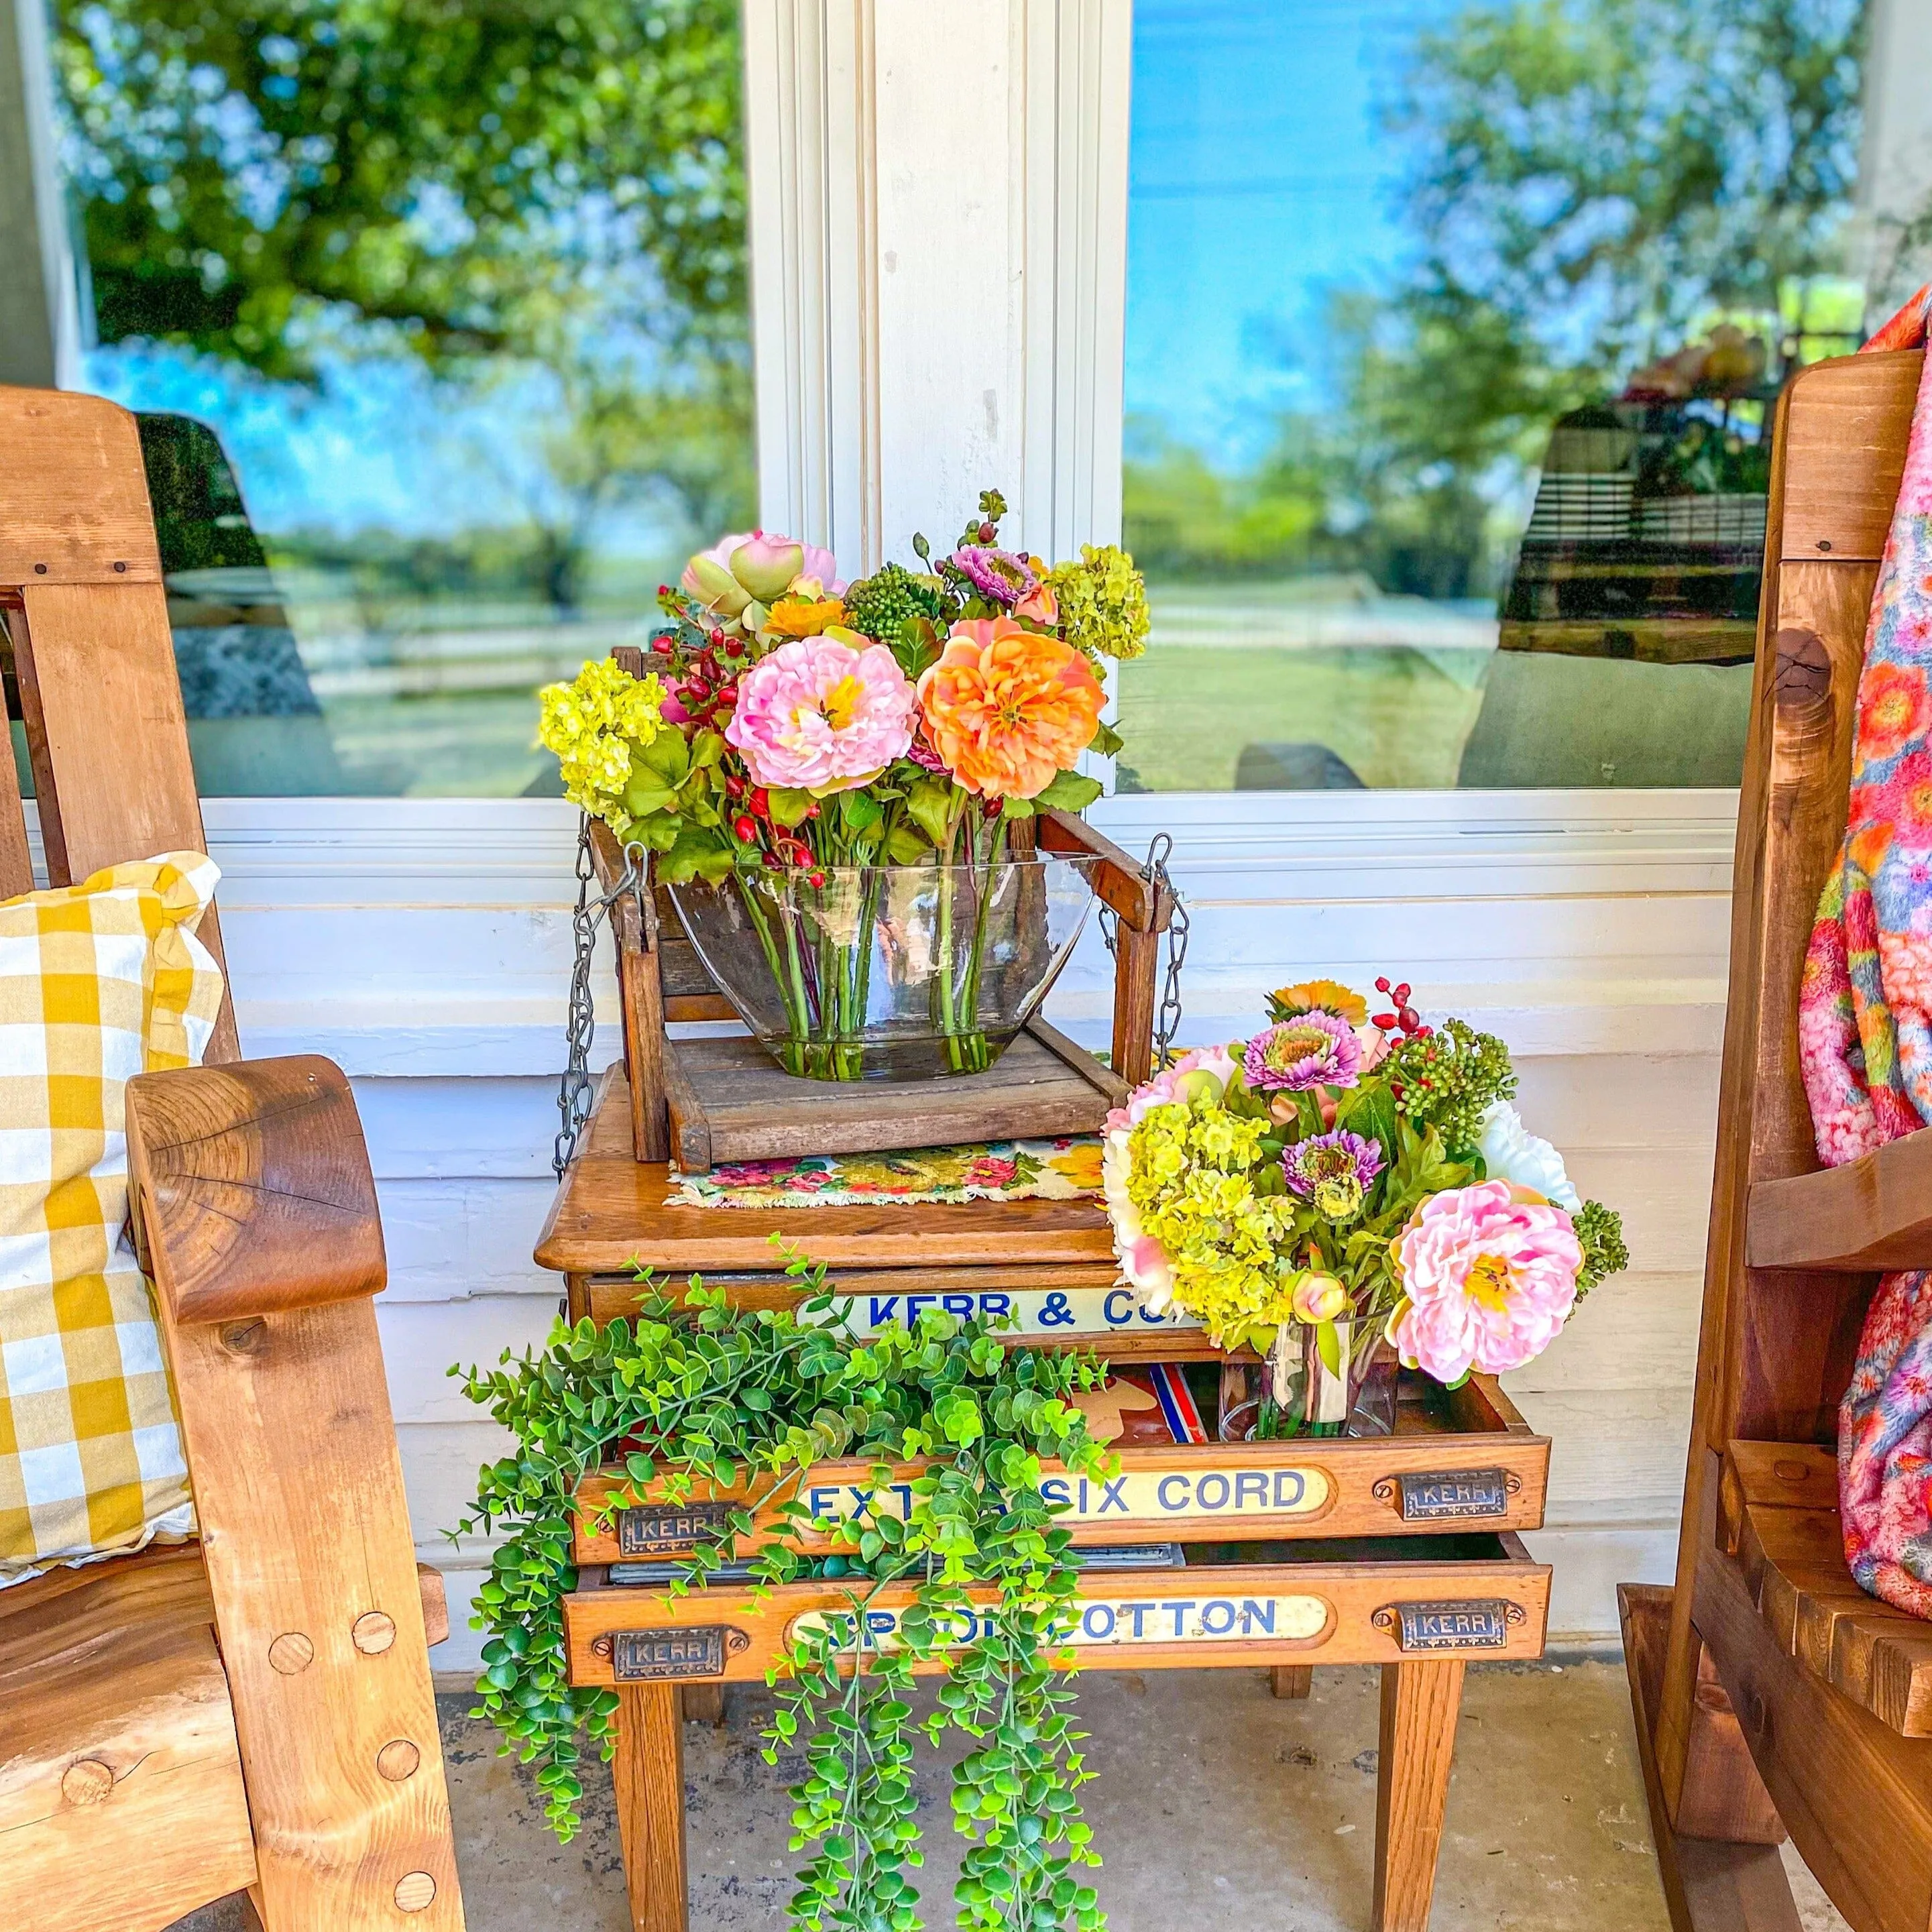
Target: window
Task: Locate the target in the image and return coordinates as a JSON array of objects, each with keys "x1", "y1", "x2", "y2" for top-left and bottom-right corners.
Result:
[
  {"x1": 1118, "y1": 0, "x2": 1890, "y2": 793},
  {"x1": 49, "y1": 1, "x2": 750, "y2": 797}
]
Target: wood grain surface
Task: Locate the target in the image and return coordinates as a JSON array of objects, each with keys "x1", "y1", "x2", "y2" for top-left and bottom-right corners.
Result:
[
  {"x1": 1777, "y1": 351, "x2": 1920, "y2": 562},
  {"x1": 0, "y1": 386, "x2": 164, "y2": 585},
  {"x1": 664, "y1": 1027, "x2": 1119, "y2": 1165},
  {"x1": 1371, "y1": 1658, "x2": 1464, "y2": 1932},
  {"x1": 1693, "y1": 1535, "x2": 1932, "y2": 1932},
  {"x1": 571, "y1": 1425, "x2": 1551, "y2": 1564},
  {"x1": 131, "y1": 1066, "x2": 465, "y2": 1927},
  {"x1": 1618, "y1": 1584, "x2": 1802, "y2": 1932},
  {"x1": 1650, "y1": 353, "x2": 1916, "y2": 1829},
  {"x1": 9, "y1": 581, "x2": 240, "y2": 1061},
  {"x1": 1748, "y1": 1131, "x2": 1932, "y2": 1271},
  {"x1": 612, "y1": 1684, "x2": 688, "y2": 1932},
  {"x1": 0, "y1": 1587, "x2": 258, "y2": 1931},
  {"x1": 127, "y1": 1056, "x2": 386, "y2": 1324},
  {"x1": 563, "y1": 1542, "x2": 1552, "y2": 1685},
  {"x1": 536, "y1": 1072, "x2": 1117, "y2": 1275}
]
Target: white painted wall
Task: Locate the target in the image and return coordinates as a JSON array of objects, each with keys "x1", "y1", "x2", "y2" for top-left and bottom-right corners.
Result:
[{"x1": 203, "y1": 787, "x2": 1734, "y2": 1664}]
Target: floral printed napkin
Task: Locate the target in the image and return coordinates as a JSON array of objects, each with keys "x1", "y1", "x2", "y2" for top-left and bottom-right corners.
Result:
[{"x1": 669, "y1": 1137, "x2": 1103, "y2": 1208}]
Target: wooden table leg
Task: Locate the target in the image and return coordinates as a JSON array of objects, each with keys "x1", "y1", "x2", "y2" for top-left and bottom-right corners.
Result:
[
  {"x1": 682, "y1": 1684, "x2": 726, "y2": 1725},
  {"x1": 1372, "y1": 1658, "x2": 1465, "y2": 1932},
  {"x1": 1271, "y1": 1665, "x2": 1313, "y2": 1699},
  {"x1": 613, "y1": 1683, "x2": 689, "y2": 1932}
]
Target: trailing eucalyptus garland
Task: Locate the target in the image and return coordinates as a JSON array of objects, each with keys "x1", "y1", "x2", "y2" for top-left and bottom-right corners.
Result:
[{"x1": 454, "y1": 1251, "x2": 1113, "y2": 1932}]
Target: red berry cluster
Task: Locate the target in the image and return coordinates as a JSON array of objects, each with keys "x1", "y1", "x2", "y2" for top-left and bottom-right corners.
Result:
[
  {"x1": 648, "y1": 618, "x2": 742, "y2": 722},
  {"x1": 1371, "y1": 976, "x2": 1432, "y2": 1041},
  {"x1": 724, "y1": 775, "x2": 824, "y2": 885}
]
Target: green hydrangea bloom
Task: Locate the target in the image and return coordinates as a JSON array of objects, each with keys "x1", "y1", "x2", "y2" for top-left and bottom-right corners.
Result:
[{"x1": 1047, "y1": 543, "x2": 1151, "y2": 662}]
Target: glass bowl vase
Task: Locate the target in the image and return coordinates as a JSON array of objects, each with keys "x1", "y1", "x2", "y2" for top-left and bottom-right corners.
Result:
[{"x1": 666, "y1": 854, "x2": 1100, "y2": 1082}]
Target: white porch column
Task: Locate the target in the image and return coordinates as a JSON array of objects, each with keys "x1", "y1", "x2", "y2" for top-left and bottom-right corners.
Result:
[
  {"x1": 741, "y1": 0, "x2": 1131, "y2": 573},
  {"x1": 0, "y1": 0, "x2": 82, "y2": 388}
]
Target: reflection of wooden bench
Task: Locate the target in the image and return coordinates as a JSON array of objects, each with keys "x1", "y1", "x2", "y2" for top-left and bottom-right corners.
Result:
[
  {"x1": 0, "y1": 386, "x2": 463, "y2": 1930},
  {"x1": 1620, "y1": 347, "x2": 1932, "y2": 1932},
  {"x1": 538, "y1": 1072, "x2": 1558, "y2": 1931}
]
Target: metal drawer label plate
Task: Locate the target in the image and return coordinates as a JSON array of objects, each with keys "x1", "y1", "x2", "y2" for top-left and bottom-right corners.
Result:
[
  {"x1": 1380, "y1": 1469, "x2": 1518, "y2": 1522},
  {"x1": 618, "y1": 1501, "x2": 737, "y2": 1556},
  {"x1": 605, "y1": 1626, "x2": 749, "y2": 1681},
  {"x1": 1375, "y1": 1599, "x2": 1524, "y2": 1652}
]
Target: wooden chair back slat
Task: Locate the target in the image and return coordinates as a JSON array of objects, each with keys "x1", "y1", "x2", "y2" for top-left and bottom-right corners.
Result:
[
  {"x1": 0, "y1": 684, "x2": 35, "y2": 901},
  {"x1": 0, "y1": 388, "x2": 239, "y2": 1063}
]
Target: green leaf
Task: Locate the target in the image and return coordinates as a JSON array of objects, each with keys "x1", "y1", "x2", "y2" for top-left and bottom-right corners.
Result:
[
  {"x1": 635, "y1": 728, "x2": 689, "y2": 786},
  {"x1": 840, "y1": 788, "x2": 883, "y2": 833},
  {"x1": 885, "y1": 821, "x2": 930, "y2": 864},
  {"x1": 1030, "y1": 769, "x2": 1103, "y2": 812},
  {"x1": 1315, "y1": 1319, "x2": 1343, "y2": 1379},
  {"x1": 766, "y1": 786, "x2": 813, "y2": 828},
  {"x1": 905, "y1": 777, "x2": 960, "y2": 848},
  {"x1": 1089, "y1": 718, "x2": 1124, "y2": 758}
]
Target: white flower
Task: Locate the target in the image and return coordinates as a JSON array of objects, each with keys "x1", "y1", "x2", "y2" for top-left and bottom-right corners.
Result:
[{"x1": 1474, "y1": 1100, "x2": 1581, "y2": 1212}]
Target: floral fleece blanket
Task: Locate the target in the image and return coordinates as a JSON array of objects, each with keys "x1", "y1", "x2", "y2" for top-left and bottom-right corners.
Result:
[{"x1": 1799, "y1": 283, "x2": 1932, "y2": 1615}]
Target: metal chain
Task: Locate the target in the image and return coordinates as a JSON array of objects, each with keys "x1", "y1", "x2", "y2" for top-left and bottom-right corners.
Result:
[
  {"x1": 1097, "y1": 833, "x2": 1190, "y2": 1070},
  {"x1": 1144, "y1": 832, "x2": 1190, "y2": 1068},
  {"x1": 554, "y1": 814, "x2": 648, "y2": 1178}
]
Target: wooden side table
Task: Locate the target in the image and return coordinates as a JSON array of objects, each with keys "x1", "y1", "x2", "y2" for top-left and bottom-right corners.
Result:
[{"x1": 534, "y1": 1076, "x2": 1554, "y2": 1932}]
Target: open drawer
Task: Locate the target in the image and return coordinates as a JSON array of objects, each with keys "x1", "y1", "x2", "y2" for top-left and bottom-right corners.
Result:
[
  {"x1": 573, "y1": 1370, "x2": 1549, "y2": 1560},
  {"x1": 562, "y1": 1531, "x2": 1551, "y2": 1684}
]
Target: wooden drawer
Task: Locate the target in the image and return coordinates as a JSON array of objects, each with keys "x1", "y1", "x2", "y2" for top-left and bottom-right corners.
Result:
[
  {"x1": 561, "y1": 1531, "x2": 1550, "y2": 1684},
  {"x1": 573, "y1": 1375, "x2": 1548, "y2": 1562}
]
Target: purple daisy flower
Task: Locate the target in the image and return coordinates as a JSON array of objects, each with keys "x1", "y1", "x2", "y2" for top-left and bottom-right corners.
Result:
[
  {"x1": 1244, "y1": 1012, "x2": 1361, "y2": 1092},
  {"x1": 949, "y1": 546, "x2": 1039, "y2": 604},
  {"x1": 1283, "y1": 1127, "x2": 1385, "y2": 1220}
]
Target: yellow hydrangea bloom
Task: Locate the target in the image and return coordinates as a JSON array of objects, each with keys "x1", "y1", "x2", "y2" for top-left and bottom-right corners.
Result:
[
  {"x1": 1125, "y1": 1102, "x2": 1300, "y2": 1347},
  {"x1": 537, "y1": 658, "x2": 667, "y2": 836}
]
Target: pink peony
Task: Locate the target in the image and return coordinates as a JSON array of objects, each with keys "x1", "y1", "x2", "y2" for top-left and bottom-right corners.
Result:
[
  {"x1": 724, "y1": 628, "x2": 915, "y2": 793},
  {"x1": 1389, "y1": 1179, "x2": 1582, "y2": 1382}
]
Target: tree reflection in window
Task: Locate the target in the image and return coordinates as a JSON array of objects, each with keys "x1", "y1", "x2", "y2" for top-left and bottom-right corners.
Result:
[{"x1": 52, "y1": 0, "x2": 750, "y2": 795}]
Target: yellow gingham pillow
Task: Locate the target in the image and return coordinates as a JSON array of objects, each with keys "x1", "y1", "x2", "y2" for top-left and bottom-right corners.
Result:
[{"x1": 0, "y1": 852, "x2": 225, "y2": 1586}]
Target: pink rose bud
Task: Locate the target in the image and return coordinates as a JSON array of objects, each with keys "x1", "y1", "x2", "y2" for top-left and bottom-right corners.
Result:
[
  {"x1": 1291, "y1": 1273, "x2": 1350, "y2": 1323},
  {"x1": 682, "y1": 551, "x2": 752, "y2": 617},
  {"x1": 730, "y1": 534, "x2": 805, "y2": 601}
]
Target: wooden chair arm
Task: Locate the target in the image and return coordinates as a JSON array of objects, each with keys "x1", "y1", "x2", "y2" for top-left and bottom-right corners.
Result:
[
  {"x1": 126, "y1": 1054, "x2": 386, "y2": 1326},
  {"x1": 1037, "y1": 808, "x2": 1162, "y2": 930},
  {"x1": 1748, "y1": 1132, "x2": 1932, "y2": 1271}
]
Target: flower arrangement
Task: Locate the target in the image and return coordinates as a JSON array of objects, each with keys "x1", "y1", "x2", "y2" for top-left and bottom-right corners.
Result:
[
  {"x1": 1103, "y1": 977, "x2": 1628, "y2": 1436},
  {"x1": 537, "y1": 492, "x2": 1149, "y2": 1079}
]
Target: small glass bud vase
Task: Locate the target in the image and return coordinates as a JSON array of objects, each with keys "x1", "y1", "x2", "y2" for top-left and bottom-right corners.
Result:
[{"x1": 1220, "y1": 1322, "x2": 1397, "y2": 1440}]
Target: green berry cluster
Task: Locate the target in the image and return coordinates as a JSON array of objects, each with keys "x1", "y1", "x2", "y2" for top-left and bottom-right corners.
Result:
[
  {"x1": 1573, "y1": 1198, "x2": 1630, "y2": 1298},
  {"x1": 844, "y1": 560, "x2": 945, "y2": 639},
  {"x1": 1385, "y1": 1017, "x2": 1517, "y2": 1149}
]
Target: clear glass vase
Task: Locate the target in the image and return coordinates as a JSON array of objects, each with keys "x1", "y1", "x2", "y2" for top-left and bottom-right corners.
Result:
[
  {"x1": 1219, "y1": 1320, "x2": 1397, "y2": 1440},
  {"x1": 666, "y1": 854, "x2": 1100, "y2": 1082}
]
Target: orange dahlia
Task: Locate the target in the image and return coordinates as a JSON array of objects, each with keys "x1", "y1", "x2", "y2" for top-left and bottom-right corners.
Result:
[{"x1": 916, "y1": 616, "x2": 1104, "y2": 799}]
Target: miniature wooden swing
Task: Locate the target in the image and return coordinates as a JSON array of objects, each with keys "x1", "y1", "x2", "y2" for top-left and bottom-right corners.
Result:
[
  {"x1": 536, "y1": 721, "x2": 1559, "y2": 1932},
  {"x1": 1620, "y1": 345, "x2": 1932, "y2": 1932}
]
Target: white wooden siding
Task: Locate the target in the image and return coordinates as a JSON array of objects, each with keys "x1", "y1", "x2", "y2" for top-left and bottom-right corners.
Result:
[{"x1": 195, "y1": 789, "x2": 1733, "y2": 1665}]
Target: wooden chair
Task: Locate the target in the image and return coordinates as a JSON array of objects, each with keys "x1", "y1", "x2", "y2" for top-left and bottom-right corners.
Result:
[
  {"x1": 1620, "y1": 347, "x2": 1932, "y2": 1932},
  {"x1": 0, "y1": 386, "x2": 465, "y2": 1930}
]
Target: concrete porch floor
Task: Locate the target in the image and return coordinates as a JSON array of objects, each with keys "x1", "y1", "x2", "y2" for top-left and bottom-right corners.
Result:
[{"x1": 174, "y1": 1658, "x2": 1849, "y2": 1931}]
